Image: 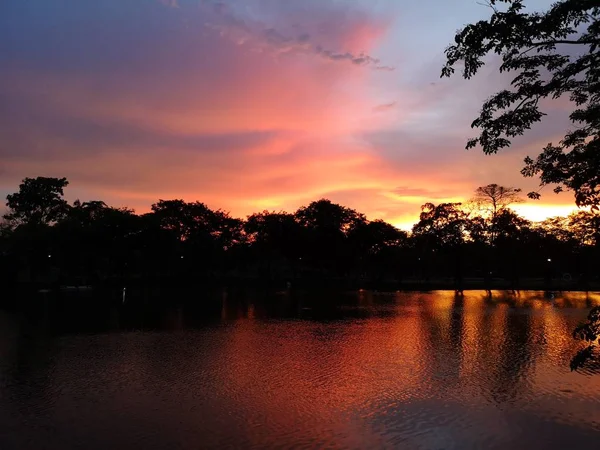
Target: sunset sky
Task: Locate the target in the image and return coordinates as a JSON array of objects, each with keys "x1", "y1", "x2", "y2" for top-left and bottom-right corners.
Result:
[{"x1": 0, "y1": 0, "x2": 581, "y2": 229}]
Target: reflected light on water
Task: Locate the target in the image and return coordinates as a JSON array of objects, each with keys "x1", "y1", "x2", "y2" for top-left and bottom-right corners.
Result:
[{"x1": 1, "y1": 290, "x2": 600, "y2": 449}]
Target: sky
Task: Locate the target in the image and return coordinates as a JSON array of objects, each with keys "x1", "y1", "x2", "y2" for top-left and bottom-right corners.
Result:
[{"x1": 0, "y1": 0, "x2": 582, "y2": 229}]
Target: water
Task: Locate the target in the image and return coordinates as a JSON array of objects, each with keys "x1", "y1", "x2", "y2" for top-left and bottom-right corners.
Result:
[{"x1": 1, "y1": 290, "x2": 600, "y2": 449}]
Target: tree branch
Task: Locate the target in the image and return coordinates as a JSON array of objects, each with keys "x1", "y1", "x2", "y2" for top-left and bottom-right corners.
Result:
[
  {"x1": 531, "y1": 39, "x2": 599, "y2": 47},
  {"x1": 476, "y1": 1, "x2": 498, "y2": 13}
]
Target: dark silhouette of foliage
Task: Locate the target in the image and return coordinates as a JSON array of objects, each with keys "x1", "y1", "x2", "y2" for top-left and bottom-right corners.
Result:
[
  {"x1": 295, "y1": 199, "x2": 366, "y2": 234},
  {"x1": 442, "y1": 0, "x2": 600, "y2": 208},
  {"x1": 412, "y1": 203, "x2": 467, "y2": 249},
  {"x1": 473, "y1": 184, "x2": 523, "y2": 219},
  {"x1": 4, "y1": 177, "x2": 70, "y2": 227},
  {"x1": 571, "y1": 306, "x2": 600, "y2": 370},
  {"x1": 471, "y1": 184, "x2": 524, "y2": 245},
  {"x1": 568, "y1": 210, "x2": 600, "y2": 246},
  {"x1": 294, "y1": 199, "x2": 367, "y2": 276},
  {"x1": 493, "y1": 208, "x2": 532, "y2": 242}
]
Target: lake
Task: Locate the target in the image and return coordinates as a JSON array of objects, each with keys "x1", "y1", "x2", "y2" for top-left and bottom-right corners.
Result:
[{"x1": 1, "y1": 290, "x2": 600, "y2": 449}]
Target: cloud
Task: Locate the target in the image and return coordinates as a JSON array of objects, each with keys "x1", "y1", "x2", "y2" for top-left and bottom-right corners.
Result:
[
  {"x1": 392, "y1": 186, "x2": 450, "y2": 199},
  {"x1": 315, "y1": 45, "x2": 383, "y2": 68},
  {"x1": 201, "y1": 0, "x2": 393, "y2": 70},
  {"x1": 159, "y1": 0, "x2": 179, "y2": 7},
  {"x1": 373, "y1": 101, "x2": 397, "y2": 112}
]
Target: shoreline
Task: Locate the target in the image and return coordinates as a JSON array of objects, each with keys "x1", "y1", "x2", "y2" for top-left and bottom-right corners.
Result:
[{"x1": 4, "y1": 277, "x2": 600, "y2": 296}]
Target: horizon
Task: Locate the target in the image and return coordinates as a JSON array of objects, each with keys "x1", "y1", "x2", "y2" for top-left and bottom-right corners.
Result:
[
  {"x1": 1, "y1": 176, "x2": 586, "y2": 233},
  {"x1": 0, "y1": 0, "x2": 579, "y2": 230}
]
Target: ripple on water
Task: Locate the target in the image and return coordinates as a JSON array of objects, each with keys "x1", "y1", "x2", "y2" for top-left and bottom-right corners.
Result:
[{"x1": 1, "y1": 291, "x2": 600, "y2": 449}]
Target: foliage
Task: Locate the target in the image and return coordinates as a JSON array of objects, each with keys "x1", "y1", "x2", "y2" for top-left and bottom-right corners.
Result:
[
  {"x1": 295, "y1": 199, "x2": 366, "y2": 234},
  {"x1": 571, "y1": 306, "x2": 600, "y2": 370},
  {"x1": 442, "y1": 0, "x2": 600, "y2": 208},
  {"x1": 473, "y1": 184, "x2": 523, "y2": 218},
  {"x1": 568, "y1": 210, "x2": 600, "y2": 246},
  {"x1": 2, "y1": 177, "x2": 597, "y2": 283},
  {"x1": 4, "y1": 177, "x2": 70, "y2": 227},
  {"x1": 244, "y1": 211, "x2": 302, "y2": 259},
  {"x1": 492, "y1": 208, "x2": 532, "y2": 242},
  {"x1": 412, "y1": 202, "x2": 467, "y2": 249}
]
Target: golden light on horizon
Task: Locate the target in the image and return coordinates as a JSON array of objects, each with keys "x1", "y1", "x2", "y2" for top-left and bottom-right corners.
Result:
[
  {"x1": 387, "y1": 201, "x2": 584, "y2": 232},
  {"x1": 512, "y1": 203, "x2": 584, "y2": 223}
]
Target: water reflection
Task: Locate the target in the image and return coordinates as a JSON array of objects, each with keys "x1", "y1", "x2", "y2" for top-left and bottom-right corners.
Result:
[{"x1": 1, "y1": 290, "x2": 600, "y2": 449}]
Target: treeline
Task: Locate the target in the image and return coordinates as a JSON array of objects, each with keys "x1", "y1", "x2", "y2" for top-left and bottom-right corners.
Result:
[{"x1": 1, "y1": 177, "x2": 599, "y2": 292}]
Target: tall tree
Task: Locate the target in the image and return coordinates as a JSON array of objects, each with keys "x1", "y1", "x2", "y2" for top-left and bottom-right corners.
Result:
[
  {"x1": 244, "y1": 211, "x2": 302, "y2": 279},
  {"x1": 348, "y1": 219, "x2": 408, "y2": 281},
  {"x1": 295, "y1": 199, "x2": 366, "y2": 233},
  {"x1": 4, "y1": 177, "x2": 70, "y2": 227},
  {"x1": 412, "y1": 203, "x2": 467, "y2": 250},
  {"x1": 412, "y1": 203, "x2": 468, "y2": 287},
  {"x1": 473, "y1": 184, "x2": 523, "y2": 219},
  {"x1": 442, "y1": 0, "x2": 600, "y2": 208},
  {"x1": 295, "y1": 199, "x2": 366, "y2": 275}
]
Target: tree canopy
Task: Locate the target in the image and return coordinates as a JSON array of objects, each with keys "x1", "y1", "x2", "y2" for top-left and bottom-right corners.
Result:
[
  {"x1": 4, "y1": 177, "x2": 69, "y2": 227},
  {"x1": 442, "y1": 0, "x2": 600, "y2": 208},
  {"x1": 473, "y1": 183, "x2": 523, "y2": 218}
]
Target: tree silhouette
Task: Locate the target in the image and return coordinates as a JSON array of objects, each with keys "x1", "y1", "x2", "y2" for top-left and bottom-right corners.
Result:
[
  {"x1": 568, "y1": 210, "x2": 600, "y2": 246},
  {"x1": 442, "y1": 0, "x2": 600, "y2": 208},
  {"x1": 1, "y1": 176, "x2": 598, "y2": 298},
  {"x1": 412, "y1": 203, "x2": 468, "y2": 288},
  {"x1": 294, "y1": 199, "x2": 366, "y2": 277},
  {"x1": 4, "y1": 177, "x2": 70, "y2": 227},
  {"x1": 348, "y1": 219, "x2": 408, "y2": 282},
  {"x1": 473, "y1": 184, "x2": 523, "y2": 220},
  {"x1": 412, "y1": 203, "x2": 467, "y2": 250},
  {"x1": 571, "y1": 306, "x2": 600, "y2": 371}
]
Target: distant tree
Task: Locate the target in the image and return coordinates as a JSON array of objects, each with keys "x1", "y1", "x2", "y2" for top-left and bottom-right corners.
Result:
[
  {"x1": 464, "y1": 215, "x2": 489, "y2": 245},
  {"x1": 150, "y1": 199, "x2": 236, "y2": 246},
  {"x1": 216, "y1": 216, "x2": 245, "y2": 251},
  {"x1": 245, "y1": 211, "x2": 301, "y2": 255},
  {"x1": 442, "y1": 0, "x2": 600, "y2": 209},
  {"x1": 52, "y1": 201, "x2": 140, "y2": 280},
  {"x1": 412, "y1": 203, "x2": 467, "y2": 250},
  {"x1": 473, "y1": 184, "x2": 523, "y2": 219},
  {"x1": 492, "y1": 208, "x2": 532, "y2": 242},
  {"x1": 295, "y1": 199, "x2": 366, "y2": 275},
  {"x1": 150, "y1": 199, "x2": 196, "y2": 241},
  {"x1": 349, "y1": 220, "x2": 408, "y2": 253},
  {"x1": 149, "y1": 199, "x2": 242, "y2": 275},
  {"x1": 348, "y1": 219, "x2": 408, "y2": 280},
  {"x1": 69, "y1": 200, "x2": 110, "y2": 225},
  {"x1": 568, "y1": 210, "x2": 600, "y2": 247},
  {"x1": 412, "y1": 203, "x2": 468, "y2": 287},
  {"x1": 244, "y1": 211, "x2": 302, "y2": 278},
  {"x1": 295, "y1": 199, "x2": 366, "y2": 233},
  {"x1": 4, "y1": 177, "x2": 70, "y2": 227},
  {"x1": 537, "y1": 215, "x2": 576, "y2": 244}
]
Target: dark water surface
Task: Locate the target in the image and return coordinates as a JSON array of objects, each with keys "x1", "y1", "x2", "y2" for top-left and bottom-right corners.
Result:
[{"x1": 1, "y1": 290, "x2": 600, "y2": 449}]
